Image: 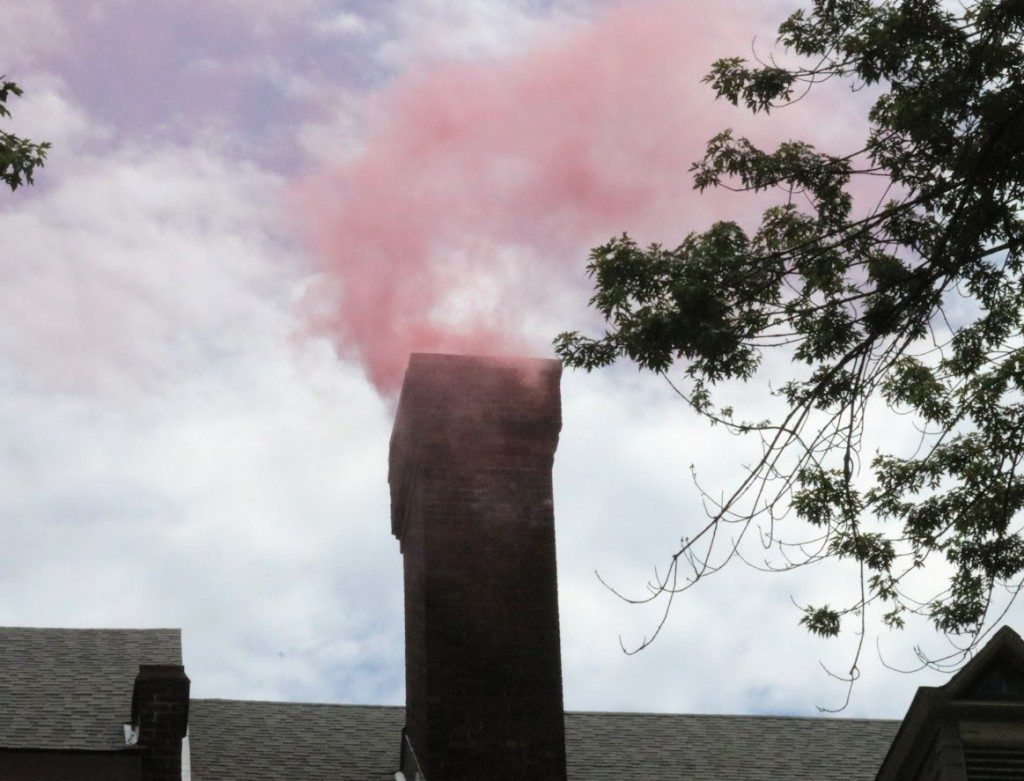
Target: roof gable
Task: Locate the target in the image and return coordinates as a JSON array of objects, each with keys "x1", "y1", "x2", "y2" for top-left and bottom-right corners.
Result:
[
  {"x1": 946, "y1": 625, "x2": 1024, "y2": 702},
  {"x1": 876, "y1": 625, "x2": 1024, "y2": 780}
]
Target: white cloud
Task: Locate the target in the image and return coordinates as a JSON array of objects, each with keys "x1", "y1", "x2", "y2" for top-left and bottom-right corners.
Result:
[
  {"x1": 0, "y1": 142, "x2": 293, "y2": 393},
  {"x1": 294, "y1": 88, "x2": 368, "y2": 167},
  {"x1": 313, "y1": 11, "x2": 372, "y2": 37},
  {"x1": 377, "y1": 0, "x2": 592, "y2": 67},
  {"x1": 0, "y1": 121, "x2": 403, "y2": 704},
  {"x1": 0, "y1": 1, "x2": 67, "y2": 69},
  {"x1": 1, "y1": 74, "x2": 111, "y2": 168},
  {"x1": 554, "y1": 367, "x2": 1024, "y2": 718}
]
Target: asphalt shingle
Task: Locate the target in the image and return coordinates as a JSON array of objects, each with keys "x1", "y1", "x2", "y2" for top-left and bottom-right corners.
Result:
[
  {"x1": 0, "y1": 626, "x2": 181, "y2": 751},
  {"x1": 564, "y1": 711, "x2": 900, "y2": 781},
  {"x1": 0, "y1": 627, "x2": 901, "y2": 778},
  {"x1": 188, "y1": 700, "x2": 404, "y2": 781},
  {"x1": 188, "y1": 701, "x2": 900, "y2": 781}
]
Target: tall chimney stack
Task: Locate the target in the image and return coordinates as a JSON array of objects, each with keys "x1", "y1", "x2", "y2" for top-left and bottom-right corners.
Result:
[{"x1": 389, "y1": 353, "x2": 567, "y2": 780}]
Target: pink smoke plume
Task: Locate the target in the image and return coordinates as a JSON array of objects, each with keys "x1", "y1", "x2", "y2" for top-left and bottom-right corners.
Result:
[{"x1": 296, "y1": 0, "x2": 864, "y2": 393}]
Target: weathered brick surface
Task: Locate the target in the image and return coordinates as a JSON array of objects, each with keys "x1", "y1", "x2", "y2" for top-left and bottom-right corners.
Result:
[
  {"x1": 132, "y1": 664, "x2": 190, "y2": 781},
  {"x1": 390, "y1": 353, "x2": 567, "y2": 780}
]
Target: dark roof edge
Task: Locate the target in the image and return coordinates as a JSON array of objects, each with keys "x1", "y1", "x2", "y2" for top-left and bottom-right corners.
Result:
[
  {"x1": 191, "y1": 699, "x2": 403, "y2": 709},
  {"x1": 567, "y1": 710, "x2": 900, "y2": 724},
  {"x1": 0, "y1": 747, "x2": 143, "y2": 755},
  {"x1": 0, "y1": 626, "x2": 180, "y2": 632}
]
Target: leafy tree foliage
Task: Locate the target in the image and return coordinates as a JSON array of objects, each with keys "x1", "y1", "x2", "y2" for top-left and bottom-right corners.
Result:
[
  {"x1": 1, "y1": 78, "x2": 50, "y2": 191},
  {"x1": 557, "y1": 0, "x2": 1024, "y2": 697}
]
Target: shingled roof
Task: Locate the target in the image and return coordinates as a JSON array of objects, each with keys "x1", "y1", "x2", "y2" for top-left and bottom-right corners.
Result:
[
  {"x1": 0, "y1": 626, "x2": 181, "y2": 751},
  {"x1": 188, "y1": 700, "x2": 405, "y2": 780},
  {"x1": 565, "y1": 711, "x2": 899, "y2": 781},
  {"x1": 187, "y1": 701, "x2": 900, "y2": 781}
]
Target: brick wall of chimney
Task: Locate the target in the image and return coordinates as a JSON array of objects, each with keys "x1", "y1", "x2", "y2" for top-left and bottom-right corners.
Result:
[
  {"x1": 132, "y1": 664, "x2": 190, "y2": 781},
  {"x1": 390, "y1": 353, "x2": 567, "y2": 780}
]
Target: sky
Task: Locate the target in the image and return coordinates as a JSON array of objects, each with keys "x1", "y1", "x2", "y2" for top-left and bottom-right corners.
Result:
[{"x1": 3, "y1": 0, "x2": 1018, "y2": 720}]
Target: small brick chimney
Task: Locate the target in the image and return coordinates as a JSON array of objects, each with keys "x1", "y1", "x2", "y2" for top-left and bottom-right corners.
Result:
[
  {"x1": 131, "y1": 664, "x2": 190, "y2": 781},
  {"x1": 390, "y1": 353, "x2": 567, "y2": 780}
]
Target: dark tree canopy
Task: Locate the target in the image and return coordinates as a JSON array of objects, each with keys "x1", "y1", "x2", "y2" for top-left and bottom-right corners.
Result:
[
  {"x1": 557, "y1": 0, "x2": 1024, "y2": 702},
  {"x1": 1, "y1": 78, "x2": 50, "y2": 191}
]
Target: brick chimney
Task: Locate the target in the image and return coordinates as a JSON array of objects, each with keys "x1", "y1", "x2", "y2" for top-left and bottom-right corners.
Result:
[
  {"x1": 390, "y1": 353, "x2": 567, "y2": 780},
  {"x1": 131, "y1": 664, "x2": 190, "y2": 781}
]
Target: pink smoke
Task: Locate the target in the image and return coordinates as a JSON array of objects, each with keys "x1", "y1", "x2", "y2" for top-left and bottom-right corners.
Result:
[{"x1": 296, "y1": 0, "x2": 866, "y2": 393}]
